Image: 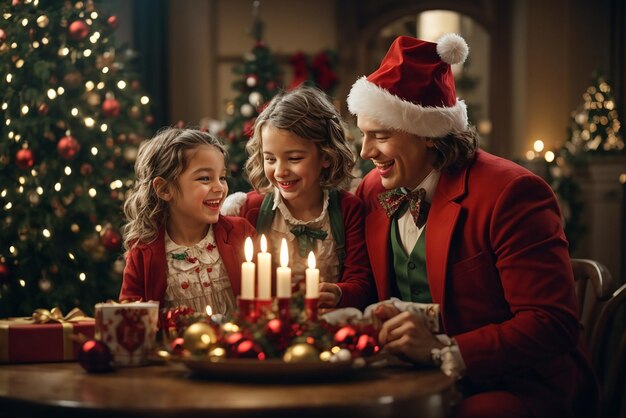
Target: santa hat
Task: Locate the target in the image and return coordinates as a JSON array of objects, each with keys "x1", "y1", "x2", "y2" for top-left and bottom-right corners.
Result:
[{"x1": 347, "y1": 33, "x2": 469, "y2": 138}]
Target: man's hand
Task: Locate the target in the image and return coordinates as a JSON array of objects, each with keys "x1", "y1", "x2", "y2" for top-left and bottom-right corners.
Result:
[
  {"x1": 375, "y1": 304, "x2": 445, "y2": 364},
  {"x1": 318, "y1": 282, "x2": 342, "y2": 308}
]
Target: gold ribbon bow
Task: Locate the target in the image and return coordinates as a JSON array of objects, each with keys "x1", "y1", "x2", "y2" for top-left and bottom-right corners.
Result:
[{"x1": 32, "y1": 307, "x2": 91, "y2": 324}]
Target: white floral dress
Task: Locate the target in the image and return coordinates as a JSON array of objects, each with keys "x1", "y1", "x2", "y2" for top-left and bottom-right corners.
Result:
[
  {"x1": 162, "y1": 227, "x2": 236, "y2": 315},
  {"x1": 268, "y1": 189, "x2": 340, "y2": 287}
]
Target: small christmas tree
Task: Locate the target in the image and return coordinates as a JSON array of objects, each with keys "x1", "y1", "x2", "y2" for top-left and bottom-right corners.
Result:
[
  {"x1": 222, "y1": 4, "x2": 281, "y2": 193},
  {"x1": 0, "y1": 0, "x2": 152, "y2": 316},
  {"x1": 565, "y1": 73, "x2": 624, "y2": 159}
]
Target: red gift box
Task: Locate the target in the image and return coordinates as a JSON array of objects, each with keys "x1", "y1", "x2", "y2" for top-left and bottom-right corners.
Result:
[{"x1": 0, "y1": 309, "x2": 95, "y2": 364}]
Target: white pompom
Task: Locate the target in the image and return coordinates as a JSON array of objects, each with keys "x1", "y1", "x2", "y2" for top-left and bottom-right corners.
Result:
[
  {"x1": 436, "y1": 33, "x2": 469, "y2": 65},
  {"x1": 220, "y1": 192, "x2": 247, "y2": 216}
]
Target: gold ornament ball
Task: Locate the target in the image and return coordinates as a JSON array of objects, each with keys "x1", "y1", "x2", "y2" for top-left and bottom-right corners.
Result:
[
  {"x1": 283, "y1": 343, "x2": 320, "y2": 363},
  {"x1": 86, "y1": 92, "x2": 101, "y2": 106},
  {"x1": 124, "y1": 146, "x2": 138, "y2": 162},
  {"x1": 37, "y1": 15, "x2": 50, "y2": 28},
  {"x1": 183, "y1": 322, "x2": 217, "y2": 354}
]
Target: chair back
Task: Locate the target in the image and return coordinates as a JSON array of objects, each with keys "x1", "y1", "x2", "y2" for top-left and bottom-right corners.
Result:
[
  {"x1": 571, "y1": 258, "x2": 615, "y2": 345},
  {"x1": 589, "y1": 283, "x2": 626, "y2": 418}
]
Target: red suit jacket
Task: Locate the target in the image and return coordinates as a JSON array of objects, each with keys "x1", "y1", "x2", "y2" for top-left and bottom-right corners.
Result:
[
  {"x1": 240, "y1": 190, "x2": 373, "y2": 309},
  {"x1": 119, "y1": 216, "x2": 256, "y2": 305},
  {"x1": 356, "y1": 150, "x2": 597, "y2": 418}
]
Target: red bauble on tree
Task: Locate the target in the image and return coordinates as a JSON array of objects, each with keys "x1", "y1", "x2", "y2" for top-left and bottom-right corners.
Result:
[
  {"x1": 0, "y1": 28, "x2": 6, "y2": 44},
  {"x1": 107, "y1": 15, "x2": 118, "y2": 28},
  {"x1": 101, "y1": 227, "x2": 122, "y2": 251},
  {"x1": 15, "y1": 149, "x2": 34, "y2": 170},
  {"x1": 102, "y1": 98, "x2": 120, "y2": 118},
  {"x1": 68, "y1": 20, "x2": 89, "y2": 41},
  {"x1": 0, "y1": 263, "x2": 10, "y2": 283},
  {"x1": 57, "y1": 135, "x2": 81, "y2": 160}
]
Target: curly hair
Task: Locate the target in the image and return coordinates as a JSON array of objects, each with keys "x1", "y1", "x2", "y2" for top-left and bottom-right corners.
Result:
[
  {"x1": 430, "y1": 126, "x2": 480, "y2": 171},
  {"x1": 122, "y1": 127, "x2": 226, "y2": 253},
  {"x1": 245, "y1": 86, "x2": 355, "y2": 193}
]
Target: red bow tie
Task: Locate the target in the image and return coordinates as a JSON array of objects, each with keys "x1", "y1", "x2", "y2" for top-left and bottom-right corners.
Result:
[{"x1": 378, "y1": 188, "x2": 430, "y2": 228}]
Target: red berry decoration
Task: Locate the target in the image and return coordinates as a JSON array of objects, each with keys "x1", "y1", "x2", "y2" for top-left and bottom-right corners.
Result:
[
  {"x1": 68, "y1": 20, "x2": 89, "y2": 41},
  {"x1": 15, "y1": 149, "x2": 34, "y2": 170},
  {"x1": 57, "y1": 135, "x2": 80, "y2": 160},
  {"x1": 101, "y1": 227, "x2": 122, "y2": 251},
  {"x1": 333, "y1": 325, "x2": 358, "y2": 349},
  {"x1": 78, "y1": 339, "x2": 113, "y2": 373},
  {"x1": 102, "y1": 98, "x2": 120, "y2": 118}
]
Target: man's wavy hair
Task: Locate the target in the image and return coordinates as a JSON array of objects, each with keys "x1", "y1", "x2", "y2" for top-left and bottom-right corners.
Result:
[
  {"x1": 429, "y1": 126, "x2": 480, "y2": 172},
  {"x1": 245, "y1": 86, "x2": 355, "y2": 193},
  {"x1": 122, "y1": 127, "x2": 226, "y2": 253}
]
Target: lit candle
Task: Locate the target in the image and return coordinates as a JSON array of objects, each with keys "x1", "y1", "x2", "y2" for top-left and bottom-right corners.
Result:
[
  {"x1": 241, "y1": 237, "x2": 255, "y2": 300},
  {"x1": 305, "y1": 251, "x2": 319, "y2": 299},
  {"x1": 257, "y1": 234, "x2": 272, "y2": 300},
  {"x1": 276, "y1": 238, "x2": 291, "y2": 298}
]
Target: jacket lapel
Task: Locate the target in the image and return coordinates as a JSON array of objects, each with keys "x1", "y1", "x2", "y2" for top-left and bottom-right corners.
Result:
[
  {"x1": 214, "y1": 217, "x2": 241, "y2": 297},
  {"x1": 366, "y1": 208, "x2": 392, "y2": 301},
  {"x1": 426, "y1": 155, "x2": 473, "y2": 312}
]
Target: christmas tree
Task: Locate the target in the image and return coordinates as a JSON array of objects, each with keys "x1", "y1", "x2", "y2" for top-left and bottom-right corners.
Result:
[
  {"x1": 222, "y1": 3, "x2": 281, "y2": 193},
  {"x1": 564, "y1": 73, "x2": 624, "y2": 159},
  {"x1": 0, "y1": 0, "x2": 152, "y2": 316}
]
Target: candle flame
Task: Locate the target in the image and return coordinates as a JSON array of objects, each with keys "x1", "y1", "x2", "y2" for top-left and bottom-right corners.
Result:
[
  {"x1": 307, "y1": 251, "x2": 316, "y2": 269},
  {"x1": 244, "y1": 237, "x2": 253, "y2": 262},
  {"x1": 206, "y1": 305, "x2": 212, "y2": 316},
  {"x1": 260, "y1": 234, "x2": 267, "y2": 253},
  {"x1": 280, "y1": 238, "x2": 289, "y2": 267}
]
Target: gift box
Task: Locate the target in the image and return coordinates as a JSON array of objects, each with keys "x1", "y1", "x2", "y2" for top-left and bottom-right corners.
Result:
[{"x1": 0, "y1": 308, "x2": 95, "y2": 364}]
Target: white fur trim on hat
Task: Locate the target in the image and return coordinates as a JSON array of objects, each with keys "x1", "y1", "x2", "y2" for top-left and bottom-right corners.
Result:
[
  {"x1": 436, "y1": 33, "x2": 469, "y2": 65},
  {"x1": 347, "y1": 77, "x2": 468, "y2": 138},
  {"x1": 220, "y1": 191, "x2": 247, "y2": 216}
]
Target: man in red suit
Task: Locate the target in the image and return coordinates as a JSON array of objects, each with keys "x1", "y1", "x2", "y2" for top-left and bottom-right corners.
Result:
[{"x1": 348, "y1": 34, "x2": 598, "y2": 418}]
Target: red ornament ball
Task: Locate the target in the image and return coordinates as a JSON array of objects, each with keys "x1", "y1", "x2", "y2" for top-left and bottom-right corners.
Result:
[
  {"x1": 144, "y1": 115, "x2": 155, "y2": 126},
  {"x1": 102, "y1": 98, "x2": 120, "y2": 118},
  {"x1": 68, "y1": 20, "x2": 89, "y2": 41},
  {"x1": 355, "y1": 334, "x2": 379, "y2": 357},
  {"x1": 57, "y1": 135, "x2": 81, "y2": 160},
  {"x1": 37, "y1": 103, "x2": 49, "y2": 116},
  {"x1": 15, "y1": 149, "x2": 34, "y2": 170},
  {"x1": 78, "y1": 339, "x2": 113, "y2": 373},
  {"x1": 333, "y1": 325, "x2": 358, "y2": 349},
  {"x1": 263, "y1": 318, "x2": 290, "y2": 351},
  {"x1": 233, "y1": 338, "x2": 265, "y2": 360},
  {"x1": 170, "y1": 337, "x2": 186, "y2": 356},
  {"x1": 80, "y1": 163, "x2": 93, "y2": 176},
  {"x1": 0, "y1": 264, "x2": 10, "y2": 283},
  {"x1": 107, "y1": 15, "x2": 118, "y2": 28},
  {"x1": 101, "y1": 228, "x2": 122, "y2": 251},
  {"x1": 0, "y1": 29, "x2": 6, "y2": 44}
]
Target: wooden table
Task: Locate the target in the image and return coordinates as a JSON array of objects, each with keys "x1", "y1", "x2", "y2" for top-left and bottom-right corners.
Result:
[{"x1": 0, "y1": 361, "x2": 455, "y2": 418}]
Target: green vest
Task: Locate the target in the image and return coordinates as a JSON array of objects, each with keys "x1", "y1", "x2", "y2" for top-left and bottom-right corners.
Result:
[{"x1": 391, "y1": 217, "x2": 432, "y2": 303}]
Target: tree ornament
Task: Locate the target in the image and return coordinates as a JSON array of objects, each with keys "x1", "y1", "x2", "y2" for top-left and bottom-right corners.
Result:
[
  {"x1": 129, "y1": 105, "x2": 140, "y2": 119},
  {"x1": 68, "y1": 20, "x2": 89, "y2": 41},
  {"x1": 0, "y1": 29, "x2": 6, "y2": 44},
  {"x1": 63, "y1": 71, "x2": 83, "y2": 89},
  {"x1": 28, "y1": 191, "x2": 40, "y2": 205},
  {"x1": 170, "y1": 337, "x2": 186, "y2": 356},
  {"x1": 283, "y1": 343, "x2": 320, "y2": 363},
  {"x1": 100, "y1": 227, "x2": 122, "y2": 251},
  {"x1": 240, "y1": 103, "x2": 254, "y2": 117},
  {"x1": 144, "y1": 115, "x2": 155, "y2": 126},
  {"x1": 80, "y1": 162, "x2": 93, "y2": 176},
  {"x1": 248, "y1": 91, "x2": 263, "y2": 106},
  {"x1": 78, "y1": 339, "x2": 113, "y2": 373},
  {"x1": 57, "y1": 135, "x2": 81, "y2": 160},
  {"x1": 107, "y1": 15, "x2": 118, "y2": 28},
  {"x1": 37, "y1": 103, "x2": 49, "y2": 115},
  {"x1": 183, "y1": 322, "x2": 217, "y2": 354},
  {"x1": 266, "y1": 80, "x2": 277, "y2": 91},
  {"x1": 246, "y1": 75, "x2": 258, "y2": 87},
  {"x1": 15, "y1": 148, "x2": 34, "y2": 170},
  {"x1": 0, "y1": 264, "x2": 10, "y2": 283},
  {"x1": 102, "y1": 98, "x2": 120, "y2": 118},
  {"x1": 124, "y1": 146, "x2": 138, "y2": 162},
  {"x1": 38, "y1": 278, "x2": 52, "y2": 292},
  {"x1": 36, "y1": 15, "x2": 50, "y2": 28}
]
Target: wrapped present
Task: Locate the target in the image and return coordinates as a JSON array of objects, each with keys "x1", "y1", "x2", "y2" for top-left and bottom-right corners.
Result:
[{"x1": 0, "y1": 307, "x2": 95, "y2": 364}]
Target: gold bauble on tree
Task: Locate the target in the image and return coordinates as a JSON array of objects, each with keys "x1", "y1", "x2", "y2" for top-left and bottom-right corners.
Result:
[
  {"x1": 183, "y1": 322, "x2": 217, "y2": 354},
  {"x1": 282, "y1": 343, "x2": 320, "y2": 363}
]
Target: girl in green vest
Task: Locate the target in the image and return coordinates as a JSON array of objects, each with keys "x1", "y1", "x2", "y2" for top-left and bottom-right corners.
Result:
[{"x1": 222, "y1": 86, "x2": 373, "y2": 309}]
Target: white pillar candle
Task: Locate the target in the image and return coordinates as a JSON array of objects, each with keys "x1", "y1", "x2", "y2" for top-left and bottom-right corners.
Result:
[
  {"x1": 276, "y1": 238, "x2": 291, "y2": 298},
  {"x1": 257, "y1": 234, "x2": 272, "y2": 300},
  {"x1": 305, "y1": 251, "x2": 319, "y2": 299},
  {"x1": 241, "y1": 237, "x2": 255, "y2": 300}
]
